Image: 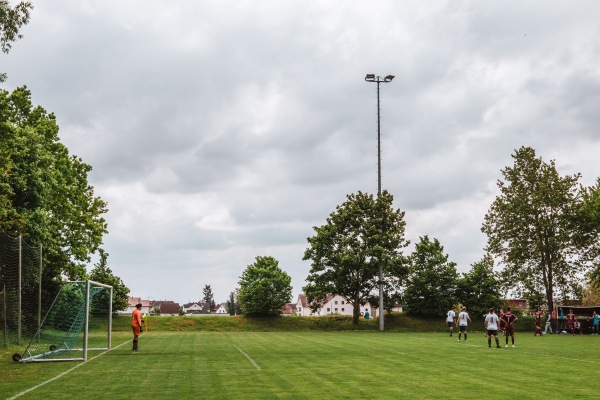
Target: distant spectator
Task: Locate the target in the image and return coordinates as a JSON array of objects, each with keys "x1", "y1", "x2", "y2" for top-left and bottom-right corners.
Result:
[
  {"x1": 591, "y1": 311, "x2": 599, "y2": 336},
  {"x1": 574, "y1": 320, "x2": 582, "y2": 335},
  {"x1": 544, "y1": 311, "x2": 553, "y2": 335},
  {"x1": 364, "y1": 310, "x2": 370, "y2": 320},
  {"x1": 567, "y1": 309, "x2": 576, "y2": 336}
]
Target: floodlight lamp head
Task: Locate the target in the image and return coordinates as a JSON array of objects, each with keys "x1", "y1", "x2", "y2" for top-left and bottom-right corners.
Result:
[
  {"x1": 365, "y1": 74, "x2": 375, "y2": 81},
  {"x1": 384, "y1": 75, "x2": 395, "y2": 82}
]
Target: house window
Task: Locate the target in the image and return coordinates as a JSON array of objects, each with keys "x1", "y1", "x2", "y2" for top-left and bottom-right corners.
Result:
[
  {"x1": 334, "y1": 300, "x2": 338, "y2": 305},
  {"x1": 341, "y1": 301, "x2": 345, "y2": 305},
  {"x1": 327, "y1": 308, "x2": 330, "y2": 312},
  {"x1": 335, "y1": 308, "x2": 338, "y2": 312},
  {"x1": 342, "y1": 308, "x2": 345, "y2": 312}
]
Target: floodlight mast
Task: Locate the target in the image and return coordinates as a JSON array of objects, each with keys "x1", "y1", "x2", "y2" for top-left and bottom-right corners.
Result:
[{"x1": 364, "y1": 73, "x2": 394, "y2": 331}]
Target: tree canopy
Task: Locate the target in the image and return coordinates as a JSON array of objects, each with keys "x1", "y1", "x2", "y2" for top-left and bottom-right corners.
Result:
[
  {"x1": 1, "y1": 86, "x2": 109, "y2": 303},
  {"x1": 238, "y1": 256, "x2": 292, "y2": 316},
  {"x1": 482, "y1": 146, "x2": 598, "y2": 311},
  {"x1": 455, "y1": 254, "x2": 502, "y2": 319},
  {"x1": 403, "y1": 235, "x2": 458, "y2": 317},
  {"x1": 0, "y1": 1, "x2": 33, "y2": 82},
  {"x1": 88, "y1": 249, "x2": 130, "y2": 314},
  {"x1": 203, "y1": 284, "x2": 216, "y2": 312},
  {"x1": 303, "y1": 190, "x2": 408, "y2": 325}
]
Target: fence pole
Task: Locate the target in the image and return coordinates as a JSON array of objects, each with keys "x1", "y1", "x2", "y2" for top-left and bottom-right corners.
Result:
[
  {"x1": 3, "y1": 285, "x2": 6, "y2": 347},
  {"x1": 38, "y1": 243, "x2": 42, "y2": 330},
  {"x1": 18, "y1": 235, "x2": 22, "y2": 346}
]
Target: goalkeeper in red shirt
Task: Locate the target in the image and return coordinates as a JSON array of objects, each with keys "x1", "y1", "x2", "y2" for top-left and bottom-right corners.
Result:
[{"x1": 132, "y1": 303, "x2": 143, "y2": 351}]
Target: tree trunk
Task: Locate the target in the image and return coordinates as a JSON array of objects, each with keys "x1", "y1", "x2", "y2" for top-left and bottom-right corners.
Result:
[
  {"x1": 352, "y1": 291, "x2": 360, "y2": 325},
  {"x1": 546, "y1": 264, "x2": 554, "y2": 312}
]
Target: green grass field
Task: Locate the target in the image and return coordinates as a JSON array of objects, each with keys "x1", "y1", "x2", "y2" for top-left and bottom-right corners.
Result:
[{"x1": 2, "y1": 330, "x2": 599, "y2": 399}]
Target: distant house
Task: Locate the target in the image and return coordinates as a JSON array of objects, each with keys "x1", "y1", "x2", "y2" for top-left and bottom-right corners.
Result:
[
  {"x1": 213, "y1": 304, "x2": 227, "y2": 314},
  {"x1": 119, "y1": 297, "x2": 151, "y2": 315},
  {"x1": 182, "y1": 302, "x2": 211, "y2": 315},
  {"x1": 296, "y1": 294, "x2": 314, "y2": 316},
  {"x1": 295, "y1": 294, "x2": 372, "y2": 317},
  {"x1": 159, "y1": 301, "x2": 181, "y2": 316},
  {"x1": 281, "y1": 303, "x2": 297, "y2": 316}
]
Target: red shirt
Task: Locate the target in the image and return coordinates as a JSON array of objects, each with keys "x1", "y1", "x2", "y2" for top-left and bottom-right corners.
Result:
[{"x1": 502, "y1": 312, "x2": 517, "y2": 326}]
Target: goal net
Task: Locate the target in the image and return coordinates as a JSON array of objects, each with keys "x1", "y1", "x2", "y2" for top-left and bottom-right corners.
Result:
[
  {"x1": 13, "y1": 280, "x2": 113, "y2": 363},
  {"x1": 0, "y1": 233, "x2": 42, "y2": 349}
]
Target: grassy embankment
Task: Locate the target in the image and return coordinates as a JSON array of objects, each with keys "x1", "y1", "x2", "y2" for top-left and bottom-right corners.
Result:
[{"x1": 113, "y1": 313, "x2": 538, "y2": 333}]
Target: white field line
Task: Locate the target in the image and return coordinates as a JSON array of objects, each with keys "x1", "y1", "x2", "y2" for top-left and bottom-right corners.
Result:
[
  {"x1": 7, "y1": 339, "x2": 131, "y2": 400},
  {"x1": 233, "y1": 344, "x2": 261, "y2": 370}
]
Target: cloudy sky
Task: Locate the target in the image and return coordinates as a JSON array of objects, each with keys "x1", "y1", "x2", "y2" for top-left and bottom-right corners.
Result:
[{"x1": 3, "y1": 0, "x2": 600, "y2": 305}]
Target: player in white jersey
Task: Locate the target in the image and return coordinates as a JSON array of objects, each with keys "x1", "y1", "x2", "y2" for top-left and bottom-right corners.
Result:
[
  {"x1": 446, "y1": 308, "x2": 456, "y2": 337},
  {"x1": 457, "y1": 306, "x2": 471, "y2": 342},
  {"x1": 484, "y1": 307, "x2": 501, "y2": 348}
]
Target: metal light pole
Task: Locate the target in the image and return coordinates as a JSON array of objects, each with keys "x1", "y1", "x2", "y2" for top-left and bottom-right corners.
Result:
[{"x1": 365, "y1": 73, "x2": 394, "y2": 331}]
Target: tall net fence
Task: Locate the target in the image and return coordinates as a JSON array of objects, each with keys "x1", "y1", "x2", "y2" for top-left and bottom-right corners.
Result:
[
  {"x1": 0, "y1": 233, "x2": 42, "y2": 348},
  {"x1": 16, "y1": 280, "x2": 112, "y2": 362}
]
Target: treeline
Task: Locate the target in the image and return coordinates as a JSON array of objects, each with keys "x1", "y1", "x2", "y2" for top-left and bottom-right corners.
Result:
[{"x1": 232, "y1": 148, "x2": 600, "y2": 324}]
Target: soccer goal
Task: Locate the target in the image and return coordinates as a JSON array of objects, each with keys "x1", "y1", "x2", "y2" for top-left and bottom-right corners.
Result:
[{"x1": 13, "y1": 280, "x2": 113, "y2": 363}]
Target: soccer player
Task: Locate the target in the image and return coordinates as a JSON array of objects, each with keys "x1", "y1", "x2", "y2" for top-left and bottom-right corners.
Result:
[
  {"x1": 132, "y1": 302, "x2": 143, "y2": 351},
  {"x1": 501, "y1": 307, "x2": 518, "y2": 347},
  {"x1": 484, "y1": 308, "x2": 501, "y2": 348},
  {"x1": 457, "y1": 306, "x2": 471, "y2": 342},
  {"x1": 566, "y1": 309, "x2": 576, "y2": 335},
  {"x1": 446, "y1": 308, "x2": 456, "y2": 337},
  {"x1": 499, "y1": 308, "x2": 506, "y2": 336},
  {"x1": 533, "y1": 309, "x2": 543, "y2": 336}
]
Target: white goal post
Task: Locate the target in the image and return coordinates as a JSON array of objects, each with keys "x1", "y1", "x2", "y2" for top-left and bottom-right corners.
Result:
[{"x1": 13, "y1": 280, "x2": 113, "y2": 363}]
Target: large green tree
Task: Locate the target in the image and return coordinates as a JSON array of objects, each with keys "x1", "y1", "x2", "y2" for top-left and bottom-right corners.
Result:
[
  {"x1": 576, "y1": 178, "x2": 600, "y2": 287},
  {"x1": 226, "y1": 288, "x2": 241, "y2": 316},
  {"x1": 0, "y1": 0, "x2": 33, "y2": 82},
  {"x1": 403, "y1": 235, "x2": 458, "y2": 317},
  {"x1": 455, "y1": 254, "x2": 502, "y2": 319},
  {"x1": 238, "y1": 256, "x2": 292, "y2": 316},
  {"x1": 202, "y1": 284, "x2": 215, "y2": 313},
  {"x1": 0, "y1": 86, "x2": 108, "y2": 303},
  {"x1": 482, "y1": 146, "x2": 594, "y2": 312},
  {"x1": 88, "y1": 249, "x2": 130, "y2": 314},
  {"x1": 303, "y1": 190, "x2": 409, "y2": 325}
]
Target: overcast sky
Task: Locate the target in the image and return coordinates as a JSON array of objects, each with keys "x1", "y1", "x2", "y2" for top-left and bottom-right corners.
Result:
[{"x1": 3, "y1": 0, "x2": 600, "y2": 305}]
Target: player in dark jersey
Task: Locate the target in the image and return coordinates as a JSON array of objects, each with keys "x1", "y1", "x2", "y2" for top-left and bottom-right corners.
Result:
[
  {"x1": 501, "y1": 307, "x2": 518, "y2": 348},
  {"x1": 498, "y1": 308, "x2": 506, "y2": 336},
  {"x1": 566, "y1": 309, "x2": 576, "y2": 335},
  {"x1": 533, "y1": 309, "x2": 543, "y2": 336}
]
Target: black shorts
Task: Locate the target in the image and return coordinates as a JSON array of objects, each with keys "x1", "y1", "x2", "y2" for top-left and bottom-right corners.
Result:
[
  {"x1": 487, "y1": 329, "x2": 498, "y2": 336},
  {"x1": 459, "y1": 325, "x2": 467, "y2": 332},
  {"x1": 447, "y1": 322, "x2": 454, "y2": 327}
]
